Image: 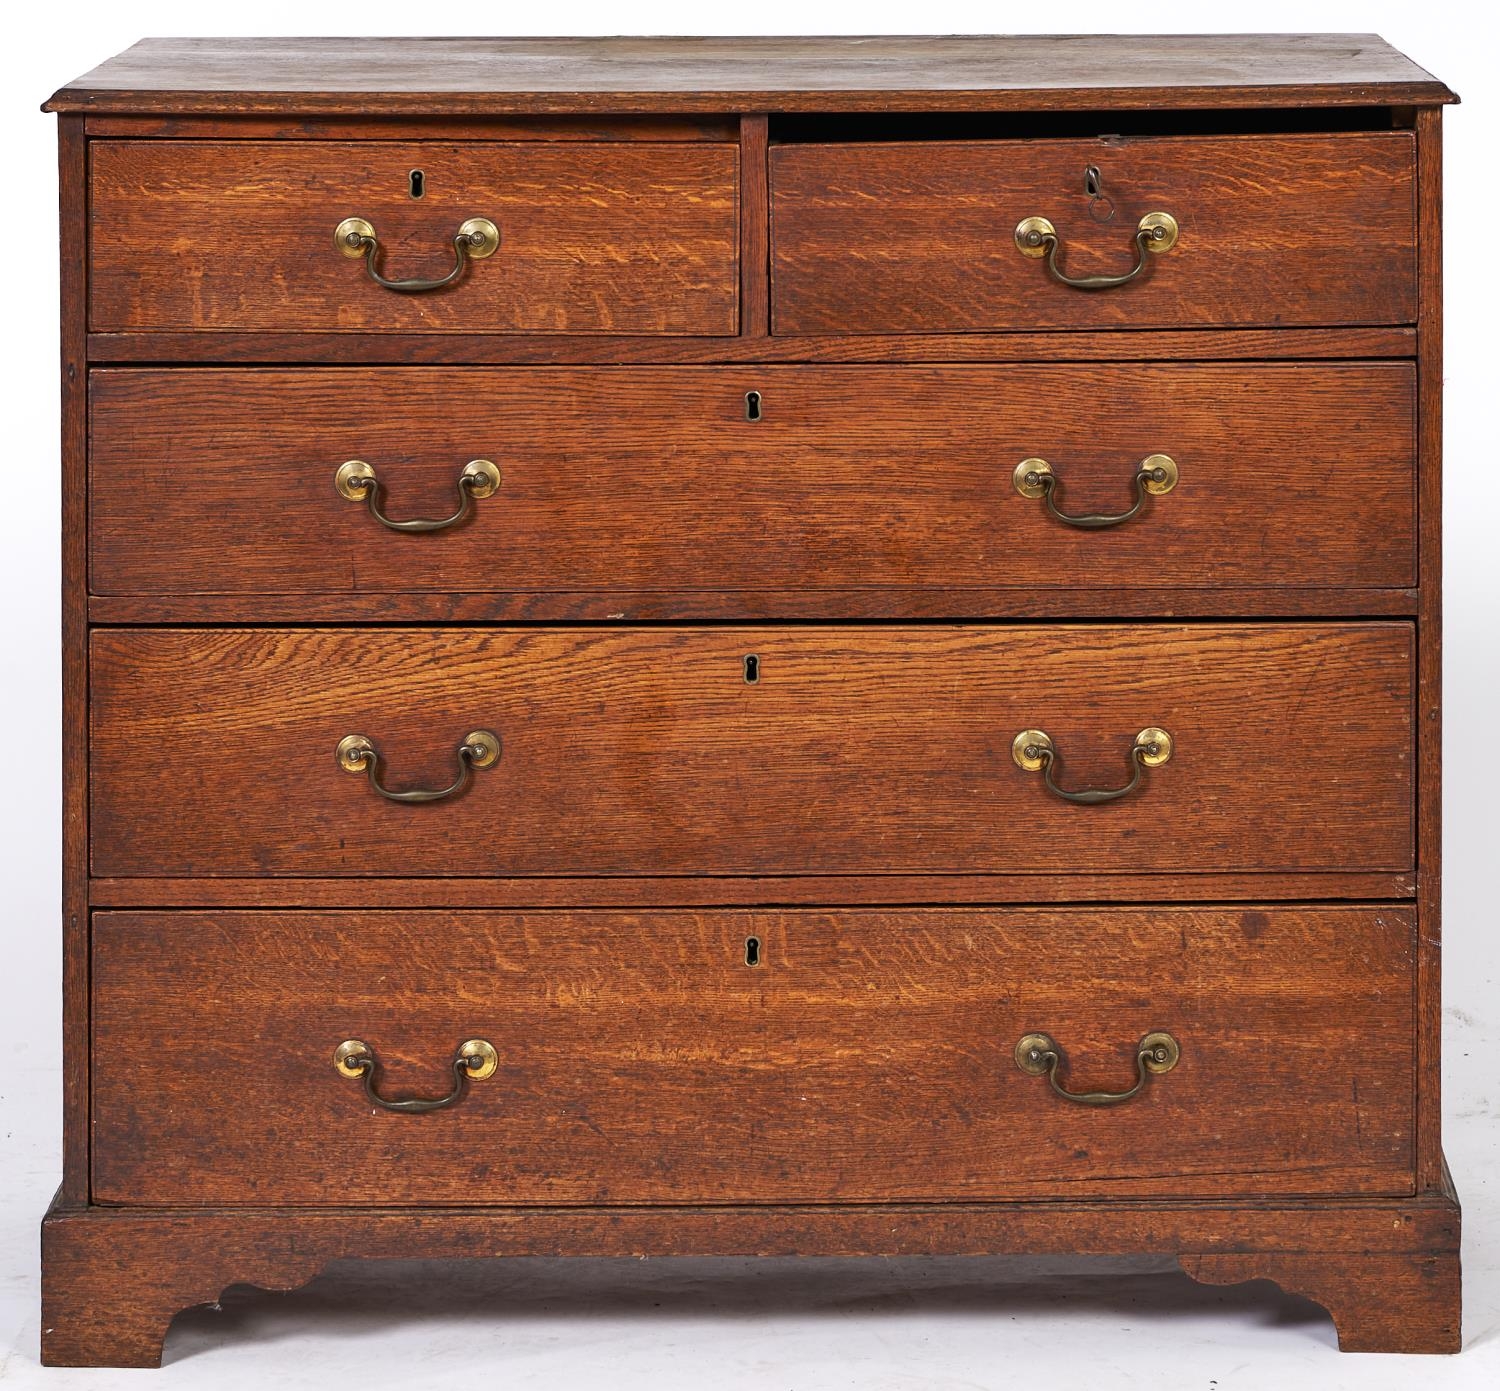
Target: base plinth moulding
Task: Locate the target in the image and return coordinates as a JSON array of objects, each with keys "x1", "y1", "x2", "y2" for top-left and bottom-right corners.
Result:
[{"x1": 41, "y1": 1180, "x2": 1461, "y2": 1366}]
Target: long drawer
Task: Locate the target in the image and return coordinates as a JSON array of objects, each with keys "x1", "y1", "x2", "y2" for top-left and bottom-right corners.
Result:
[
  {"x1": 771, "y1": 133, "x2": 1416, "y2": 332},
  {"x1": 90, "y1": 906, "x2": 1415, "y2": 1206},
  {"x1": 89, "y1": 624, "x2": 1413, "y2": 879},
  {"x1": 88, "y1": 140, "x2": 740, "y2": 334},
  {"x1": 89, "y1": 363, "x2": 1416, "y2": 597}
]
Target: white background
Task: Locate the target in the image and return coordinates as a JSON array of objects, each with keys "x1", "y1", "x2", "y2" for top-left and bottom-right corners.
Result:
[{"x1": 0, "y1": 3, "x2": 1495, "y2": 1387}]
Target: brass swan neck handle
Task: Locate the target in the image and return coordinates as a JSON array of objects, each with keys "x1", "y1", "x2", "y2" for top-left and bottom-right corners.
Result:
[
  {"x1": 334, "y1": 1039, "x2": 498, "y2": 1113},
  {"x1": 334, "y1": 216, "x2": 499, "y2": 293},
  {"x1": 1013, "y1": 454, "x2": 1178, "y2": 530},
  {"x1": 1011, "y1": 727, "x2": 1173, "y2": 805},
  {"x1": 1014, "y1": 211, "x2": 1179, "y2": 291},
  {"x1": 336, "y1": 730, "x2": 501, "y2": 804},
  {"x1": 1014, "y1": 1031, "x2": 1180, "y2": 1106},
  {"x1": 335, "y1": 458, "x2": 500, "y2": 534}
]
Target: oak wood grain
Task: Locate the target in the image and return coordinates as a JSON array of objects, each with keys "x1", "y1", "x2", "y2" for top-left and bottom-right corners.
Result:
[
  {"x1": 1183, "y1": 1249, "x2": 1461, "y2": 1353},
  {"x1": 739, "y1": 115, "x2": 770, "y2": 336},
  {"x1": 772, "y1": 134, "x2": 1416, "y2": 332},
  {"x1": 89, "y1": 141, "x2": 739, "y2": 334},
  {"x1": 90, "y1": 905, "x2": 1415, "y2": 1206},
  {"x1": 88, "y1": 363, "x2": 1416, "y2": 599},
  {"x1": 88, "y1": 624, "x2": 1414, "y2": 879},
  {"x1": 84, "y1": 871, "x2": 1418, "y2": 910},
  {"x1": 84, "y1": 588, "x2": 1423, "y2": 625},
  {"x1": 43, "y1": 36, "x2": 1458, "y2": 116},
  {"x1": 42, "y1": 31, "x2": 1461, "y2": 1366},
  {"x1": 84, "y1": 325, "x2": 1417, "y2": 365},
  {"x1": 57, "y1": 116, "x2": 89, "y2": 1204},
  {"x1": 41, "y1": 1181, "x2": 1461, "y2": 1366},
  {"x1": 81, "y1": 114, "x2": 739, "y2": 140},
  {"x1": 1415, "y1": 107, "x2": 1445, "y2": 1190}
]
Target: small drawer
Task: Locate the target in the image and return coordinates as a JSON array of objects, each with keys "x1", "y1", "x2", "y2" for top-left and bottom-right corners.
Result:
[
  {"x1": 89, "y1": 624, "x2": 1413, "y2": 879},
  {"x1": 771, "y1": 133, "x2": 1415, "y2": 332},
  {"x1": 88, "y1": 140, "x2": 740, "y2": 334},
  {"x1": 88, "y1": 361, "x2": 1416, "y2": 600},
  {"x1": 90, "y1": 906, "x2": 1415, "y2": 1206}
]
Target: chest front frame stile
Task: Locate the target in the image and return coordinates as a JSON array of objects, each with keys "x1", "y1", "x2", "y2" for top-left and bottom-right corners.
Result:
[{"x1": 39, "y1": 36, "x2": 1460, "y2": 1366}]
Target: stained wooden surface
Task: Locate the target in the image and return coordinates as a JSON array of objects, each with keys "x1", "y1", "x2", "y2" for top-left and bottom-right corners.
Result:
[
  {"x1": 89, "y1": 141, "x2": 739, "y2": 334},
  {"x1": 43, "y1": 36, "x2": 1457, "y2": 115},
  {"x1": 85, "y1": 326, "x2": 1418, "y2": 365},
  {"x1": 88, "y1": 364, "x2": 1415, "y2": 599},
  {"x1": 1184, "y1": 1249, "x2": 1461, "y2": 1354},
  {"x1": 739, "y1": 115, "x2": 770, "y2": 336},
  {"x1": 82, "y1": 114, "x2": 740, "y2": 140},
  {"x1": 86, "y1": 871, "x2": 1417, "y2": 910},
  {"x1": 41, "y1": 1181, "x2": 1461, "y2": 1365},
  {"x1": 772, "y1": 134, "x2": 1416, "y2": 332},
  {"x1": 88, "y1": 624, "x2": 1414, "y2": 879},
  {"x1": 90, "y1": 905, "x2": 1414, "y2": 1206},
  {"x1": 84, "y1": 588, "x2": 1423, "y2": 625},
  {"x1": 57, "y1": 116, "x2": 90, "y2": 1205},
  {"x1": 1415, "y1": 107, "x2": 1445, "y2": 1191},
  {"x1": 41, "y1": 33, "x2": 1460, "y2": 1367}
]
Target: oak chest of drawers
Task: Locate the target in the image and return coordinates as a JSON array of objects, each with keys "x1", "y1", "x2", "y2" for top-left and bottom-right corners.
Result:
[{"x1": 40, "y1": 35, "x2": 1461, "y2": 1364}]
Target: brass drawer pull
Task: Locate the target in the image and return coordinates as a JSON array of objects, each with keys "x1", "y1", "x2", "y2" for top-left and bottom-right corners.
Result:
[
  {"x1": 1013, "y1": 454, "x2": 1178, "y2": 530},
  {"x1": 1011, "y1": 726, "x2": 1172, "y2": 805},
  {"x1": 335, "y1": 458, "x2": 500, "y2": 533},
  {"x1": 1014, "y1": 211, "x2": 1179, "y2": 290},
  {"x1": 334, "y1": 1038, "x2": 498, "y2": 1113},
  {"x1": 1014, "y1": 1031, "x2": 1180, "y2": 1106},
  {"x1": 336, "y1": 729, "x2": 500, "y2": 804},
  {"x1": 334, "y1": 215, "x2": 499, "y2": 293}
]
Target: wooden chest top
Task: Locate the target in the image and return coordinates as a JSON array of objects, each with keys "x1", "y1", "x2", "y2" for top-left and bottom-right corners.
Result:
[{"x1": 44, "y1": 34, "x2": 1456, "y2": 114}]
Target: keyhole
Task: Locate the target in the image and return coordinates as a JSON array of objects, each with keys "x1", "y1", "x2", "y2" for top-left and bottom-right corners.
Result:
[
  {"x1": 743, "y1": 654, "x2": 759, "y2": 684},
  {"x1": 745, "y1": 936, "x2": 761, "y2": 967},
  {"x1": 409, "y1": 169, "x2": 426, "y2": 199},
  {"x1": 744, "y1": 391, "x2": 762, "y2": 422},
  {"x1": 1083, "y1": 164, "x2": 1114, "y2": 222}
]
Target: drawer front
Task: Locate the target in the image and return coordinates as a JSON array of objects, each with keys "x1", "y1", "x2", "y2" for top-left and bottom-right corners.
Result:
[
  {"x1": 89, "y1": 141, "x2": 739, "y2": 334},
  {"x1": 89, "y1": 362, "x2": 1416, "y2": 597},
  {"x1": 771, "y1": 133, "x2": 1415, "y2": 332},
  {"x1": 90, "y1": 906, "x2": 1416, "y2": 1206},
  {"x1": 89, "y1": 624, "x2": 1413, "y2": 879}
]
